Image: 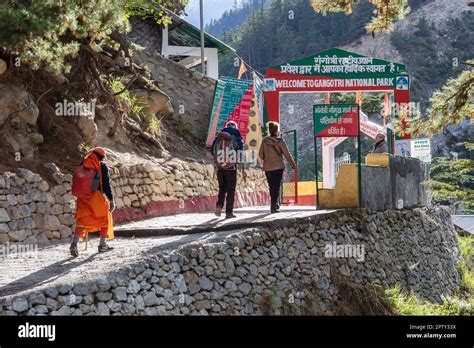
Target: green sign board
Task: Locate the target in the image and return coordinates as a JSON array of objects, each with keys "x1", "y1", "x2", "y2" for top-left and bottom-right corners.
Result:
[
  {"x1": 313, "y1": 104, "x2": 359, "y2": 137},
  {"x1": 270, "y1": 48, "x2": 406, "y2": 79}
]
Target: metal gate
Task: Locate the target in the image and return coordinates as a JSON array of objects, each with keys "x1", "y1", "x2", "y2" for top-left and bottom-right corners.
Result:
[{"x1": 280, "y1": 130, "x2": 298, "y2": 205}]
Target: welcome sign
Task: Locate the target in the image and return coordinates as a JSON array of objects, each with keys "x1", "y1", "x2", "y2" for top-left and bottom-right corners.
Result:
[{"x1": 313, "y1": 104, "x2": 359, "y2": 137}]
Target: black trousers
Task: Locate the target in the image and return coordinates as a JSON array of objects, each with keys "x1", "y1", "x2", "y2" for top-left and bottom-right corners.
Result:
[
  {"x1": 265, "y1": 169, "x2": 284, "y2": 210},
  {"x1": 216, "y1": 169, "x2": 237, "y2": 214}
]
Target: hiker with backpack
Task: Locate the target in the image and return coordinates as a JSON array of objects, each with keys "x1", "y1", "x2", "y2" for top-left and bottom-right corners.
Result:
[
  {"x1": 70, "y1": 147, "x2": 115, "y2": 257},
  {"x1": 211, "y1": 121, "x2": 247, "y2": 219},
  {"x1": 259, "y1": 122, "x2": 297, "y2": 213}
]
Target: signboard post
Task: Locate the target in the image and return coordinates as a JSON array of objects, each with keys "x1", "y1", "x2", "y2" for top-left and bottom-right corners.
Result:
[
  {"x1": 411, "y1": 138, "x2": 431, "y2": 163},
  {"x1": 313, "y1": 104, "x2": 361, "y2": 208}
]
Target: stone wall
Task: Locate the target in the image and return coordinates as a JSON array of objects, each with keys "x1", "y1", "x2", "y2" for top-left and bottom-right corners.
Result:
[
  {"x1": 110, "y1": 159, "x2": 268, "y2": 223},
  {"x1": 127, "y1": 17, "x2": 217, "y2": 142},
  {"x1": 0, "y1": 207, "x2": 462, "y2": 315},
  {"x1": 361, "y1": 156, "x2": 429, "y2": 210},
  {"x1": 0, "y1": 168, "x2": 75, "y2": 245},
  {"x1": 0, "y1": 160, "x2": 269, "y2": 246}
]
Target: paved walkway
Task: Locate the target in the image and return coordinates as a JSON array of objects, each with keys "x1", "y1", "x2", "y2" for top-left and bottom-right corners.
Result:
[
  {"x1": 115, "y1": 205, "x2": 330, "y2": 236},
  {"x1": 0, "y1": 206, "x2": 334, "y2": 298}
]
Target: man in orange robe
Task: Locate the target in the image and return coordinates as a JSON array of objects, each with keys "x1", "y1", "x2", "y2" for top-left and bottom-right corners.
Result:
[{"x1": 70, "y1": 147, "x2": 115, "y2": 257}]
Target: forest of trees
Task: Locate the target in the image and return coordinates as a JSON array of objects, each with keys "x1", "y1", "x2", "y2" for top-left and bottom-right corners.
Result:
[{"x1": 217, "y1": 0, "x2": 375, "y2": 75}]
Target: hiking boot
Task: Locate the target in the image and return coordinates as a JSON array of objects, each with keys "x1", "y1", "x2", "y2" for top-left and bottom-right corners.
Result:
[
  {"x1": 271, "y1": 205, "x2": 280, "y2": 214},
  {"x1": 98, "y1": 243, "x2": 114, "y2": 253},
  {"x1": 215, "y1": 206, "x2": 222, "y2": 217},
  {"x1": 225, "y1": 213, "x2": 236, "y2": 219},
  {"x1": 70, "y1": 245, "x2": 79, "y2": 258}
]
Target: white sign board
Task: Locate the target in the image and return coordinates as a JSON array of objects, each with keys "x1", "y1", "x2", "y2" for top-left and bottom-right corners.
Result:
[
  {"x1": 411, "y1": 138, "x2": 431, "y2": 163},
  {"x1": 395, "y1": 140, "x2": 411, "y2": 158}
]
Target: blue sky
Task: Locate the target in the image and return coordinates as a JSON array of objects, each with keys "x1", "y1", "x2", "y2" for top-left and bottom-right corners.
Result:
[{"x1": 184, "y1": 0, "x2": 244, "y2": 27}]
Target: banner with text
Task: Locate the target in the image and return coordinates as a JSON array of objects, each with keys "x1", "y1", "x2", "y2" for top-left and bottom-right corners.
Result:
[{"x1": 313, "y1": 104, "x2": 359, "y2": 138}]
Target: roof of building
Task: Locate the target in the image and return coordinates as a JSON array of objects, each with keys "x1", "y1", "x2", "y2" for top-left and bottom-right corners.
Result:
[
  {"x1": 452, "y1": 215, "x2": 474, "y2": 235},
  {"x1": 168, "y1": 11, "x2": 235, "y2": 54}
]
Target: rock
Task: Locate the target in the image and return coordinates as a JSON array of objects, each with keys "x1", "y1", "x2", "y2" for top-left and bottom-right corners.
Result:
[
  {"x1": 29, "y1": 292, "x2": 46, "y2": 305},
  {"x1": 238, "y1": 282, "x2": 252, "y2": 295},
  {"x1": 143, "y1": 292, "x2": 159, "y2": 306},
  {"x1": 269, "y1": 245, "x2": 279, "y2": 258},
  {"x1": 8, "y1": 230, "x2": 28, "y2": 242},
  {"x1": 7, "y1": 206, "x2": 20, "y2": 219},
  {"x1": 43, "y1": 162, "x2": 61, "y2": 173},
  {"x1": 0, "y1": 59, "x2": 6, "y2": 75},
  {"x1": 0, "y1": 208, "x2": 10, "y2": 222},
  {"x1": 135, "y1": 295, "x2": 145, "y2": 310},
  {"x1": 316, "y1": 277, "x2": 330, "y2": 290},
  {"x1": 174, "y1": 275, "x2": 187, "y2": 293},
  {"x1": 38, "y1": 180, "x2": 49, "y2": 192},
  {"x1": 194, "y1": 300, "x2": 211, "y2": 311},
  {"x1": 12, "y1": 298, "x2": 29, "y2": 312},
  {"x1": 34, "y1": 305, "x2": 49, "y2": 314},
  {"x1": 96, "y1": 292, "x2": 112, "y2": 302},
  {"x1": 97, "y1": 278, "x2": 111, "y2": 292},
  {"x1": 51, "y1": 306, "x2": 71, "y2": 316},
  {"x1": 44, "y1": 215, "x2": 61, "y2": 230},
  {"x1": 224, "y1": 255, "x2": 235, "y2": 274},
  {"x1": 131, "y1": 88, "x2": 174, "y2": 121},
  {"x1": 73, "y1": 283, "x2": 91, "y2": 296},
  {"x1": 0, "y1": 223, "x2": 8, "y2": 233},
  {"x1": 96, "y1": 302, "x2": 110, "y2": 315},
  {"x1": 16, "y1": 168, "x2": 35, "y2": 182},
  {"x1": 77, "y1": 114, "x2": 98, "y2": 145},
  {"x1": 46, "y1": 298, "x2": 59, "y2": 310},
  {"x1": 199, "y1": 276, "x2": 213, "y2": 291},
  {"x1": 112, "y1": 287, "x2": 128, "y2": 302},
  {"x1": 184, "y1": 271, "x2": 199, "y2": 284},
  {"x1": 225, "y1": 280, "x2": 237, "y2": 292},
  {"x1": 58, "y1": 284, "x2": 73, "y2": 295},
  {"x1": 127, "y1": 280, "x2": 141, "y2": 294},
  {"x1": 44, "y1": 288, "x2": 59, "y2": 298}
]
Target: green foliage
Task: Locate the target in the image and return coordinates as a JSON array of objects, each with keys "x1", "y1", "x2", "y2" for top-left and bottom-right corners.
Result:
[
  {"x1": 311, "y1": 0, "x2": 410, "y2": 33},
  {"x1": 428, "y1": 156, "x2": 474, "y2": 214},
  {"x1": 386, "y1": 286, "x2": 473, "y2": 315},
  {"x1": 108, "y1": 77, "x2": 146, "y2": 123},
  {"x1": 458, "y1": 235, "x2": 474, "y2": 291},
  {"x1": 0, "y1": 0, "x2": 188, "y2": 73},
  {"x1": 206, "y1": 0, "x2": 270, "y2": 36},
  {"x1": 386, "y1": 235, "x2": 474, "y2": 315},
  {"x1": 0, "y1": 0, "x2": 129, "y2": 73},
  {"x1": 389, "y1": 11, "x2": 474, "y2": 135},
  {"x1": 219, "y1": 0, "x2": 375, "y2": 76},
  {"x1": 125, "y1": 0, "x2": 188, "y2": 24}
]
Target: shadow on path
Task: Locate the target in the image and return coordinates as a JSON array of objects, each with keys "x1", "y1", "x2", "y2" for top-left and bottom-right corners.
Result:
[{"x1": 0, "y1": 252, "x2": 98, "y2": 297}]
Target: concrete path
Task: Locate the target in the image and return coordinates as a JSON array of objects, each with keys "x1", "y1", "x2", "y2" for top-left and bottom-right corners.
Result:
[
  {"x1": 0, "y1": 206, "x2": 334, "y2": 299},
  {"x1": 115, "y1": 205, "x2": 331, "y2": 236}
]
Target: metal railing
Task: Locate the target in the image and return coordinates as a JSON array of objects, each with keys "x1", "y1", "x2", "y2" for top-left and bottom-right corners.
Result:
[{"x1": 335, "y1": 152, "x2": 351, "y2": 176}]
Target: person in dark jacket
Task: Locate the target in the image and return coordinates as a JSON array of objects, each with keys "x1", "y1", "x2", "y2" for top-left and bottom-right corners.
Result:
[
  {"x1": 70, "y1": 147, "x2": 115, "y2": 257},
  {"x1": 371, "y1": 133, "x2": 389, "y2": 154},
  {"x1": 211, "y1": 121, "x2": 246, "y2": 219},
  {"x1": 259, "y1": 122, "x2": 297, "y2": 213}
]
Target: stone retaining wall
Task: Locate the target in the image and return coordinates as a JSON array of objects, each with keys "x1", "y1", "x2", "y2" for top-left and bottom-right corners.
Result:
[
  {"x1": 0, "y1": 160, "x2": 268, "y2": 245},
  {"x1": 0, "y1": 207, "x2": 462, "y2": 315}
]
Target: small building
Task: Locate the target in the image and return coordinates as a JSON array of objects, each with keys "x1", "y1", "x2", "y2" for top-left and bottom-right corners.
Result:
[
  {"x1": 452, "y1": 215, "x2": 474, "y2": 236},
  {"x1": 127, "y1": 11, "x2": 235, "y2": 80}
]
